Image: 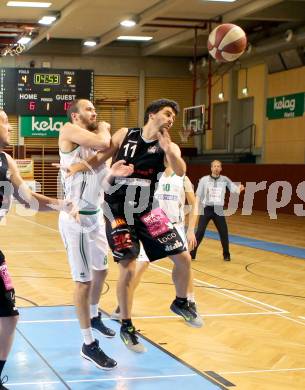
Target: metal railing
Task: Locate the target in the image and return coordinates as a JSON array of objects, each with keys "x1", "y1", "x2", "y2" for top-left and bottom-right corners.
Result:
[{"x1": 232, "y1": 123, "x2": 256, "y2": 154}]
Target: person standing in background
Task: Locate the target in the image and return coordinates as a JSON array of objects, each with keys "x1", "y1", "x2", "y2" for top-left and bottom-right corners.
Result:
[{"x1": 190, "y1": 160, "x2": 244, "y2": 261}]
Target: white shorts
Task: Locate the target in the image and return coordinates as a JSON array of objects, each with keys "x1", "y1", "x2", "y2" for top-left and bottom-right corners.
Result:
[
  {"x1": 59, "y1": 211, "x2": 109, "y2": 282},
  {"x1": 137, "y1": 222, "x2": 187, "y2": 262}
]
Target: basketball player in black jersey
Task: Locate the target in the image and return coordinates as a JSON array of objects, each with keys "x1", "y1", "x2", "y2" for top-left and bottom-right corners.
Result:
[
  {"x1": 66, "y1": 99, "x2": 203, "y2": 353},
  {"x1": 0, "y1": 109, "x2": 74, "y2": 389}
]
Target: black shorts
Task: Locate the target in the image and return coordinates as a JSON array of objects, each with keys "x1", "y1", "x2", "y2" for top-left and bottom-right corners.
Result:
[
  {"x1": 105, "y1": 204, "x2": 186, "y2": 262},
  {"x1": 0, "y1": 250, "x2": 19, "y2": 317}
]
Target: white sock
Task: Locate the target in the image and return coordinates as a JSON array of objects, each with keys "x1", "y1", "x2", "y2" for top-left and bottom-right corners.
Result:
[
  {"x1": 90, "y1": 304, "x2": 99, "y2": 319},
  {"x1": 81, "y1": 327, "x2": 95, "y2": 345},
  {"x1": 187, "y1": 293, "x2": 196, "y2": 303}
]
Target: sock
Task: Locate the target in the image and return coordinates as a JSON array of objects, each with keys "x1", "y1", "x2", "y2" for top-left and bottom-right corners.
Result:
[
  {"x1": 81, "y1": 327, "x2": 95, "y2": 345},
  {"x1": 175, "y1": 297, "x2": 188, "y2": 306},
  {"x1": 90, "y1": 304, "x2": 99, "y2": 319},
  {"x1": 0, "y1": 360, "x2": 6, "y2": 377},
  {"x1": 187, "y1": 293, "x2": 196, "y2": 303},
  {"x1": 121, "y1": 319, "x2": 133, "y2": 328}
]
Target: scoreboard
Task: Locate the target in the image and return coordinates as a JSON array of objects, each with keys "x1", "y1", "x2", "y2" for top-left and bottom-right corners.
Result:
[{"x1": 0, "y1": 68, "x2": 94, "y2": 116}]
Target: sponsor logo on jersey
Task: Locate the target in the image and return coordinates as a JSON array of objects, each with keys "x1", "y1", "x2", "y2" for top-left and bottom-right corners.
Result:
[
  {"x1": 165, "y1": 240, "x2": 183, "y2": 252},
  {"x1": 111, "y1": 217, "x2": 127, "y2": 229},
  {"x1": 157, "y1": 232, "x2": 177, "y2": 243},
  {"x1": 0, "y1": 262, "x2": 14, "y2": 290},
  {"x1": 147, "y1": 145, "x2": 160, "y2": 154},
  {"x1": 140, "y1": 207, "x2": 171, "y2": 238},
  {"x1": 113, "y1": 233, "x2": 133, "y2": 251}
]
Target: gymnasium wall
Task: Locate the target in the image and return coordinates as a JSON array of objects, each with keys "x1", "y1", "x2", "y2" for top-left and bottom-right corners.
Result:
[
  {"x1": 202, "y1": 63, "x2": 305, "y2": 164},
  {"x1": 187, "y1": 163, "x2": 304, "y2": 215},
  {"x1": 265, "y1": 67, "x2": 305, "y2": 163},
  {"x1": 237, "y1": 64, "x2": 266, "y2": 150}
]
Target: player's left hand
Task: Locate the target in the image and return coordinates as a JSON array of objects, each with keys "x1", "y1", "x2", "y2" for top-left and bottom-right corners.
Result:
[
  {"x1": 187, "y1": 230, "x2": 197, "y2": 251},
  {"x1": 157, "y1": 129, "x2": 172, "y2": 153},
  {"x1": 111, "y1": 160, "x2": 134, "y2": 177}
]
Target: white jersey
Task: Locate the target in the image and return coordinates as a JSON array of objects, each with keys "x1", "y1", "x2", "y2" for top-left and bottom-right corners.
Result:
[
  {"x1": 154, "y1": 173, "x2": 186, "y2": 224},
  {"x1": 59, "y1": 146, "x2": 108, "y2": 212}
]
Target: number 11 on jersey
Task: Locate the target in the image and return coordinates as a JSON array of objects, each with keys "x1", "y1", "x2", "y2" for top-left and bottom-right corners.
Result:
[{"x1": 123, "y1": 143, "x2": 137, "y2": 158}]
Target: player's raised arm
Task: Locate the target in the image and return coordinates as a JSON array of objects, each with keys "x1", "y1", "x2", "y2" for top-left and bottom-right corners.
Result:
[
  {"x1": 159, "y1": 131, "x2": 186, "y2": 176},
  {"x1": 7, "y1": 153, "x2": 72, "y2": 212},
  {"x1": 64, "y1": 127, "x2": 129, "y2": 176},
  {"x1": 60, "y1": 121, "x2": 111, "y2": 151}
]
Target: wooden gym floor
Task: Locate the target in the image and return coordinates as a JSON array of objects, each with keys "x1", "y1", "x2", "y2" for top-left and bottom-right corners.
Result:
[{"x1": 1, "y1": 207, "x2": 305, "y2": 389}]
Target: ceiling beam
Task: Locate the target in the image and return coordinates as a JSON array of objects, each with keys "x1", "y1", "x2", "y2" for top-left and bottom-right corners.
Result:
[
  {"x1": 142, "y1": 29, "x2": 207, "y2": 56},
  {"x1": 82, "y1": 0, "x2": 182, "y2": 55},
  {"x1": 142, "y1": 0, "x2": 285, "y2": 56},
  {"x1": 222, "y1": 0, "x2": 285, "y2": 23},
  {"x1": 25, "y1": 0, "x2": 91, "y2": 52}
]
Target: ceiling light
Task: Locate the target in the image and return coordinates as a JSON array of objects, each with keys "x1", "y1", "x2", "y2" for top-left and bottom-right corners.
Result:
[
  {"x1": 7, "y1": 1, "x2": 51, "y2": 7},
  {"x1": 117, "y1": 36, "x2": 152, "y2": 41},
  {"x1": 120, "y1": 20, "x2": 137, "y2": 27},
  {"x1": 38, "y1": 15, "x2": 57, "y2": 25},
  {"x1": 17, "y1": 36, "x2": 31, "y2": 44},
  {"x1": 83, "y1": 40, "x2": 97, "y2": 47}
]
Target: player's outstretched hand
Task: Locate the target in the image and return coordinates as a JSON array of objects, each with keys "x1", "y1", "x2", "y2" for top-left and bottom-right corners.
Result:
[
  {"x1": 51, "y1": 162, "x2": 88, "y2": 177},
  {"x1": 47, "y1": 199, "x2": 80, "y2": 222},
  {"x1": 111, "y1": 160, "x2": 134, "y2": 177}
]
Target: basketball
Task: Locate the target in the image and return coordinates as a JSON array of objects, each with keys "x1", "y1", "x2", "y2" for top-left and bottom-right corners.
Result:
[{"x1": 208, "y1": 23, "x2": 247, "y2": 62}]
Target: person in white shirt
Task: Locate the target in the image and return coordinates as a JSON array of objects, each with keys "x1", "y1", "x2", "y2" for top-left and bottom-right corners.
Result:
[{"x1": 190, "y1": 160, "x2": 244, "y2": 261}]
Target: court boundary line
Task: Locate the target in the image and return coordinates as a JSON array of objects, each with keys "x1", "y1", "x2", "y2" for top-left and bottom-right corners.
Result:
[
  {"x1": 151, "y1": 264, "x2": 305, "y2": 329},
  {"x1": 18, "y1": 311, "x2": 286, "y2": 324},
  {"x1": 152, "y1": 263, "x2": 287, "y2": 313},
  {"x1": 16, "y1": 306, "x2": 228, "y2": 390},
  {"x1": 15, "y1": 328, "x2": 71, "y2": 389},
  {"x1": 220, "y1": 367, "x2": 305, "y2": 375}
]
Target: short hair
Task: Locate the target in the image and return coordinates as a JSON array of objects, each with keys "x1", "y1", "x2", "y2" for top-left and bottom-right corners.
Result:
[
  {"x1": 211, "y1": 160, "x2": 222, "y2": 167},
  {"x1": 144, "y1": 98, "x2": 180, "y2": 125},
  {"x1": 66, "y1": 99, "x2": 82, "y2": 123}
]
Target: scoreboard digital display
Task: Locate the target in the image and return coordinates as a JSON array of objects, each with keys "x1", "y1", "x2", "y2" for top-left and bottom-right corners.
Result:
[{"x1": 0, "y1": 68, "x2": 94, "y2": 116}]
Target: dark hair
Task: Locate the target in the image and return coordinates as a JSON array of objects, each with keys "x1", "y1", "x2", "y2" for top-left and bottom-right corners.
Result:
[
  {"x1": 144, "y1": 98, "x2": 180, "y2": 125},
  {"x1": 66, "y1": 99, "x2": 82, "y2": 122}
]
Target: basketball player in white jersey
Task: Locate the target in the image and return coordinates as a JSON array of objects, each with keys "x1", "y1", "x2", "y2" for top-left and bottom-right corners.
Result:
[
  {"x1": 0, "y1": 109, "x2": 74, "y2": 389},
  {"x1": 111, "y1": 166, "x2": 199, "y2": 319},
  {"x1": 58, "y1": 99, "x2": 133, "y2": 370}
]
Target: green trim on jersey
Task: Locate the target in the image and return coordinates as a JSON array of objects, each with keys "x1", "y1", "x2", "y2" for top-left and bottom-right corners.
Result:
[
  {"x1": 59, "y1": 144, "x2": 80, "y2": 154},
  {"x1": 79, "y1": 209, "x2": 100, "y2": 215}
]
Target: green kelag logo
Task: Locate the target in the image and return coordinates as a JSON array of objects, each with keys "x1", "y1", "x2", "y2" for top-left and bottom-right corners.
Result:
[
  {"x1": 267, "y1": 92, "x2": 305, "y2": 120},
  {"x1": 20, "y1": 116, "x2": 69, "y2": 137},
  {"x1": 273, "y1": 96, "x2": 295, "y2": 113}
]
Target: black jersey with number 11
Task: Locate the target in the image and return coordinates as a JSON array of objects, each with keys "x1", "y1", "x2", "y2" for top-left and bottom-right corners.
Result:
[{"x1": 105, "y1": 128, "x2": 165, "y2": 209}]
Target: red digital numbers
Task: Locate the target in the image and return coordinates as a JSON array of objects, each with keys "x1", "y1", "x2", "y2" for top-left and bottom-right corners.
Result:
[
  {"x1": 64, "y1": 101, "x2": 72, "y2": 111},
  {"x1": 29, "y1": 101, "x2": 36, "y2": 111}
]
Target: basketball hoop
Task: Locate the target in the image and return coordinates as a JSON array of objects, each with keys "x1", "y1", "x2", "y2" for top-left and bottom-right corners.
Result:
[
  {"x1": 180, "y1": 104, "x2": 205, "y2": 143},
  {"x1": 179, "y1": 126, "x2": 195, "y2": 143}
]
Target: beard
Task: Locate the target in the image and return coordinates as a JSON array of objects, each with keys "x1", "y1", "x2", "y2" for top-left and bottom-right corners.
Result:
[
  {"x1": 79, "y1": 114, "x2": 98, "y2": 131},
  {"x1": 0, "y1": 133, "x2": 10, "y2": 147}
]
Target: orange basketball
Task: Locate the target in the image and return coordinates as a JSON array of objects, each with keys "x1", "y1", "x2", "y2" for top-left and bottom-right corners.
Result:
[{"x1": 208, "y1": 23, "x2": 247, "y2": 62}]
